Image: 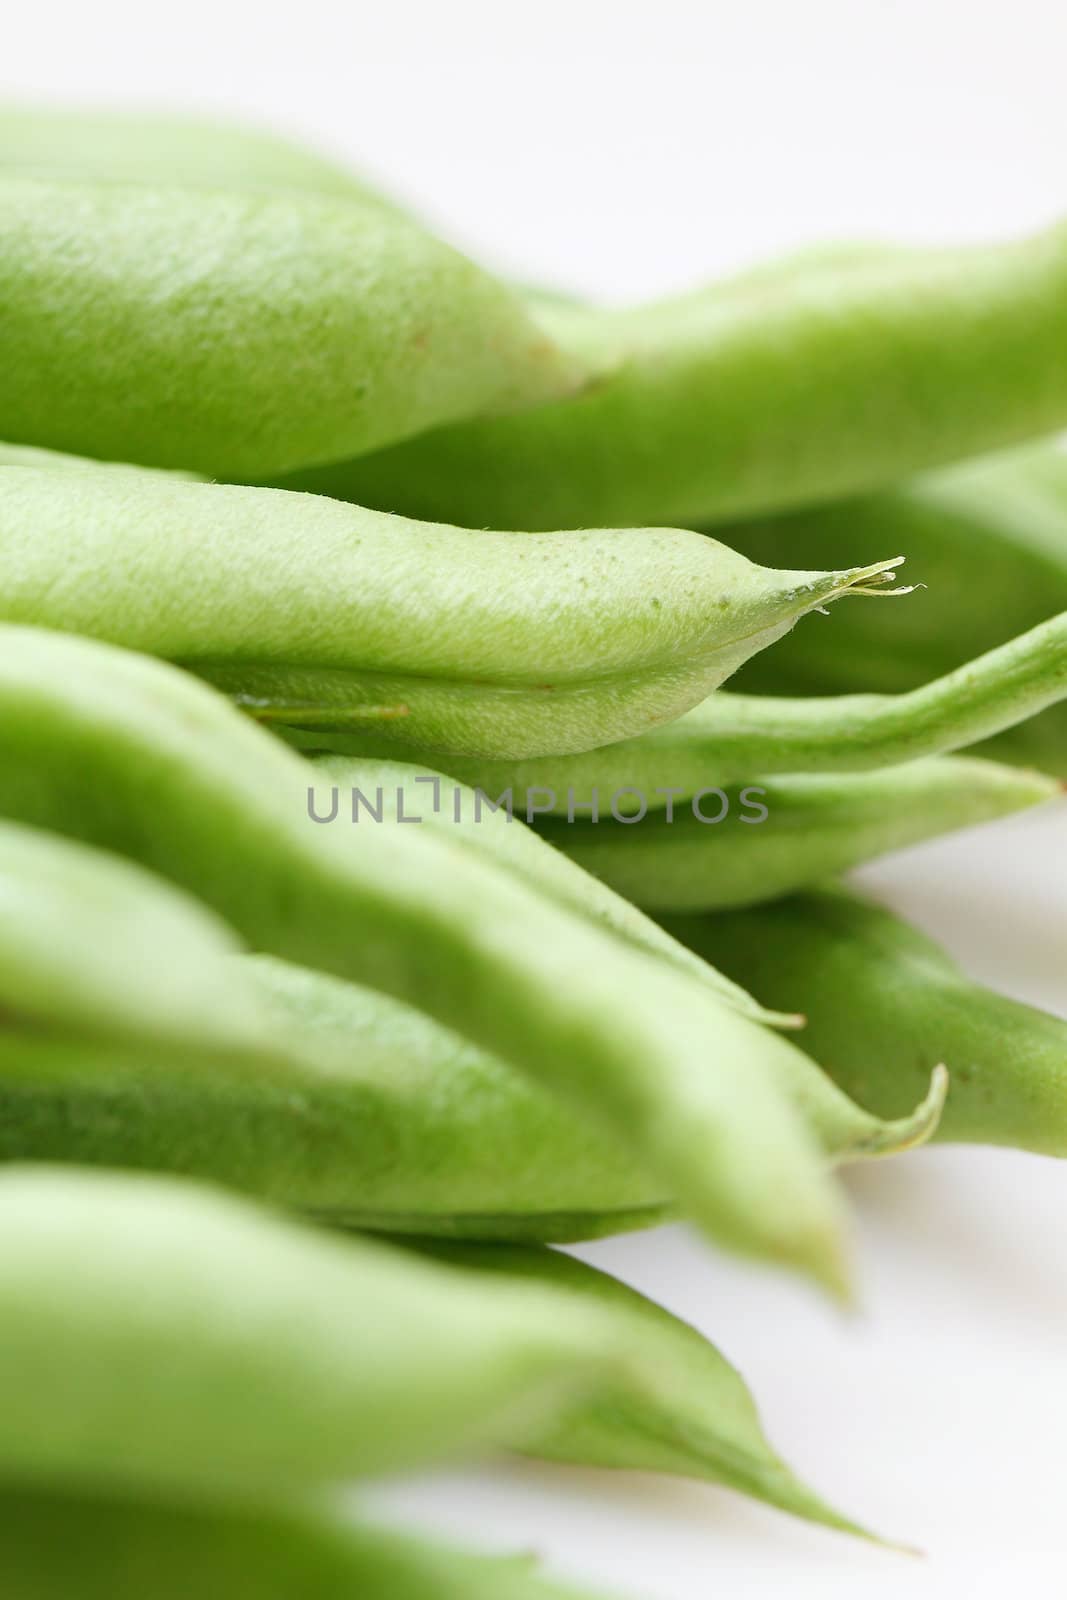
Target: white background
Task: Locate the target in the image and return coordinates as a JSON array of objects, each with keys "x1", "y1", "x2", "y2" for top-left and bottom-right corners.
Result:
[{"x1": 5, "y1": 2, "x2": 1067, "y2": 1594}]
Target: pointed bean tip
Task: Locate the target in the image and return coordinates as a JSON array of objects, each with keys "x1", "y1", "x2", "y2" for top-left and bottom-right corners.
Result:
[{"x1": 803, "y1": 1230, "x2": 857, "y2": 1310}]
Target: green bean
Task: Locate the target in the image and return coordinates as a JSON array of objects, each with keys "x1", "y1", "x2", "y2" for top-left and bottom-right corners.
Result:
[
  {"x1": 725, "y1": 444, "x2": 1067, "y2": 774},
  {"x1": 537, "y1": 757, "x2": 1057, "y2": 912},
  {"x1": 0, "y1": 176, "x2": 585, "y2": 478},
  {"x1": 0, "y1": 1485, "x2": 610, "y2": 1600},
  {"x1": 0, "y1": 817, "x2": 944, "y2": 1234},
  {"x1": 309, "y1": 753, "x2": 790, "y2": 1026},
  {"x1": 672, "y1": 886, "x2": 1067, "y2": 1157},
  {"x1": 0, "y1": 465, "x2": 905, "y2": 760},
  {"x1": 0, "y1": 1166, "x2": 627, "y2": 1498},
  {"x1": 0, "y1": 625, "x2": 852, "y2": 1289},
  {"x1": 0, "y1": 817, "x2": 263, "y2": 1051},
  {"x1": 0, "y1": 1164, "x2": 869, "y2": 1535},
  {"x1": 299, "y1": 610, "x2": 1067, "y2": 813},
  {"x1": 439, "y1": 1220, "x2": 910, "y2": 1538},
  {"x1": 0, "y1": 819, "x2": 664, "y2": 1236},
  {"x1": 0, "y1": 103, "x2": 383, "y2": 201},
  {"x1": 279, "y1": 227, "x2": 1067, "y2": 529},
  {"x1": 411, "y1": 1242, "x2": 873, "y2": 1536}
]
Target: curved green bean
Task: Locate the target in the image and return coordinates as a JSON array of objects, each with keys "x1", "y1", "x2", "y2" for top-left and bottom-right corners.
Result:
[
  {"x1": 0, "y1": 1485, "x2": 609, "y2": 1600},
  {"x1": 537, "y1": 757, "x2": 1058, "y2": 912},
  {"x1": 726, "y1": 443, "x2": 1067, "y2": 773},
  {"x1": 281, "y1": 226, "x2": 1067, "y2": 528},
  {"x1": 0, "y1": 176, "x2": 584, "y2": 477},
  {"x1": 0, "y1": 466, "x2": 904, "y2": 760},
  {"x1": 0, "y1": 625, "x2": 852, "y2": 1289},
  {"x1": 0, "y1": 818, "x2": 943, "y2": 1235},
  {"x1": 673, "y1": 886, "x2": 1067, "y2": 1157},
  {"x1": 414, "y1": 1243, "x2": 872, "y2": 1537},
  {"x1": 298, "y1": 610, "x2": 1067, "y2": 813},
  {"x1": 0, "y1": 1166, "x2": 626, "y2": 1498}
]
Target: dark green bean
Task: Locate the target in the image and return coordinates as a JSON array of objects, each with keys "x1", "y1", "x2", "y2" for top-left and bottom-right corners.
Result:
[
  {"x1": 0, "y1": 1484, "x2": 610, "y2": 1600},
  {"x1": 671, "y1": 886, "x2": 1067, "y2": 1157}
]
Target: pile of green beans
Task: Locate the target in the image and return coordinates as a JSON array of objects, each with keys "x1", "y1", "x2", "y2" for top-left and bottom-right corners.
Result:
[
  {"x1": 3, "y1": 101, "x2": 1067, "y2": 1597},
  {"x1": 0, "y1": 816, "x2": 945, "y2": 1235}
]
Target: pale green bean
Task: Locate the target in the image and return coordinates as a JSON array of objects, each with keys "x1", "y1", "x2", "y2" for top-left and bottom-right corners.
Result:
[{"x1": 0, "y1": 465, "x2": 904, "y2": 760}]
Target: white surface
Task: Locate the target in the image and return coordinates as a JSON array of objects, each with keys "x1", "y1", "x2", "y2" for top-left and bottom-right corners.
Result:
[{"x1": 6, "y1": 3, "x2": 1067, "y2": 1592}]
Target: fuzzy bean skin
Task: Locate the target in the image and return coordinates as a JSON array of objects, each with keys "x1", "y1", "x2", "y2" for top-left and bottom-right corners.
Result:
[
  {"x1": 726, "y1": 444, "x2": 1067, "y2": 773},
  {"x1": 299, "y1": 611, "x2": 1067, "y2": 813},
  {"x1": 0, "y1": 467, "x2": 902, "y2": 760},
  {"x1": 0, "y1": 178, "x2": 583, "y2": 478},
  {"x1": 280, "y1": 227, "x2": 1067, "y2": 529},
  {"x1": 0, "y1": 1487, "x2": 607, "y2": 1600},
  {"x1": 0, "y1": 1167, "x2": 626, "y2": 1498},
  {"x1": 421, "y1": 1243, "x2": 870, "y2": 1538},
  {"x1": 674, "y1": 888, "x2": 1067, "y2": 1157},
  {"x1": 0, "y1": 627, "x2": 851, "y2": 1289},
  {"x1": 538, "y1": 758, "x2": 1058, "y2": 912},
  {"x1": 0, "y1": 104, "x2": 380, "y2": 200}
]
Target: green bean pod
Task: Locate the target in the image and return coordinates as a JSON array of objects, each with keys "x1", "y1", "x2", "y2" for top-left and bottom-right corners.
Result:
[
  {"x1": 725, "y1": 444, "x2": 1067, "y2": 773},
  {"x1": 671, "y1": 887, "x2": 1067, "y2": 1157},
  {"x1": 0, "y1": 626, "x2": 853, "y2": 1289},
  {"x1": 411, "y1": 1243, "x2": 872, "y2": 1537},
  {"x1": 297, "y1": 610, "x2": 1067, "y2": 812},
  {"x1": 0, "y1": 818, "x2": 944, "y2": 1235},
  {"x1": 0, "y1": 1166, "x2": 628, "y2": 1498},
  {"x1": 0, "y1": 466, "x2": 904, "y2": 760},
  {"x1": 0, "y1": 1168, "x2": 873, "y2": 1536},
  {"x1": 0, "y1": 176, "x2": 585, "y2": 478},
  {"x1": 0, "y1": 1486, "x2": 609, "y2": 1600},
  {"x1": 536, "y1": 757, "x2": 1058, "y2": 912},
  {"x1": 282, "y1": 227, "x2": 1067, "y2": 528}
]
